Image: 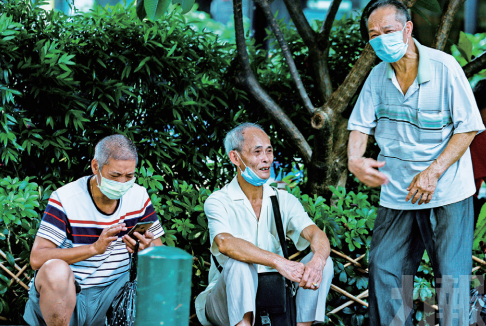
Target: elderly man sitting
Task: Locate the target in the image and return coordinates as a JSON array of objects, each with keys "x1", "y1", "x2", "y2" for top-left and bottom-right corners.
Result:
[
  {"x1": 195, "y1": 123, "x2": 334, "y2": 326},
  {"x1": 24, "y1": 134, "x2": 164, "y2": 326}
]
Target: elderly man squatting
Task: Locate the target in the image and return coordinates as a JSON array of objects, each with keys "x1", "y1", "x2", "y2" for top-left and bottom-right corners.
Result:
[
  {"x1": 195, "y1": 123, "x2": 334, "y2": 326},
  {"x1": 24, "y1": 135, "x2": 165, "y2": 326}
]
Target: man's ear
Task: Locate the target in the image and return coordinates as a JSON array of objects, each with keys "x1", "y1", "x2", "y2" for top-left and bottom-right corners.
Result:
[
  {"x1": 91, "y1": 159, "x2": 99, "y2": 176},
  {"x1": 228, "y1": 150, "x2": 240, "y2": 167},
  {"x1": 406, "y1": 21, "x2": 413, "y2": 39}
]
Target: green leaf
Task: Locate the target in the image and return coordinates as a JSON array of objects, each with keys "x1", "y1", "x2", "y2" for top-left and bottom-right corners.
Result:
[
  {"x1": 5, "y1": 251, "x2": 15, "y2": 267},
  {"x1": 172, "y1": 0, "x2": 195, "y2": 14},
  {"x1": 144, "y1": 0, "x2": 171, "y2": 21},
  {"x1": 457, "y1": 31, "x2": 473, "y2": 62}
]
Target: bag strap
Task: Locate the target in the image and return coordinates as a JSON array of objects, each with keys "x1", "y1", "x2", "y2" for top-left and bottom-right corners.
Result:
[
  {"x1": 211, "y1": 254, "x2": 223, "y2": 273},
  {"x1": 129, "y1": 241, "x2": 140, "y2": 282},
  {"x1": 270, "y1": 194, "x2": 288, "y2": 260}
]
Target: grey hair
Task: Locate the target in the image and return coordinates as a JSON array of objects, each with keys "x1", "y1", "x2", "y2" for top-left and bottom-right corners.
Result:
[
  {"x1": 94, "y1": 134, "x2": 138, "y2": 171},
  {"x1": 365, "y1": 0, "x2": 411, "y2": 29},
  {"x1": 224, "y1": 122, "x2": 265, "y2": 156}
]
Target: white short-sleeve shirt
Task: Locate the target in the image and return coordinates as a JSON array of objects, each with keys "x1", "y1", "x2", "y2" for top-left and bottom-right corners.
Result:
[
  {"x1": 348, "y1": 38, "x2": 485, "y2": 210},
  {"x1": 195, "y1": 177, "x2": 315, "y2": 325}
]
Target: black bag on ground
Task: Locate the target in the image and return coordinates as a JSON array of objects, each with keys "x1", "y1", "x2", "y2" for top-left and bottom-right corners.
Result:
[{"x1": 106, "y1": 241, "x2": 139, "y2": 326}]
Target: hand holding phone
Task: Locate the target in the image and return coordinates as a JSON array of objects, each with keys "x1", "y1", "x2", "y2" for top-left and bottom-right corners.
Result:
[{"x1": 126, "y1": 221, "x2": 154, "y2": 240}]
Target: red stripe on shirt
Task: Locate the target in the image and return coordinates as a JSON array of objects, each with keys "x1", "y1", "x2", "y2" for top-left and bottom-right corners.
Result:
[
  {"x1": 49, "y1": 198, "x2": 63, "y2": 207},
  {"x1": 141, "y1": 211, "x2": 155, "y2": 221},
  {"x1": 44, "y1": 212, "x2": 71, "y2": 234},
  {"x1": 68, "y1": 198, "x2": 152, "y2": 225}
]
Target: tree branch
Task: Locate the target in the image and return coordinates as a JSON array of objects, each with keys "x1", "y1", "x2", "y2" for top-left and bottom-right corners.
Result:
[
  {"x1": 464, "y1": 51, "x2": 486, "y2": 78},
  {"x1": 254, "y1": 0, "x2": 315, "y2": 116},
  {"x1": 282, "y1": 0, "x2": 316, "y2": 48},
  {"x1": 283, "y1": 0, "x2": 333, "y2": 101},
  {"x1": 311, "y1": 43, "x2": 377, "y2": 129},
  {"x1": 318, "y1": 0, "x2": 342, "y2": 47},
  {"x1": 432, "y1": 0, "x2": 466, "y2": 51},
  {"x1": 233, "y1": 0, "x2": 312, "y2": 164}
]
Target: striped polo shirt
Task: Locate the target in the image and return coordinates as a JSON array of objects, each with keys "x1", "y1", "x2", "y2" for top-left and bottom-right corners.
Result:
[
  {"x1": 348, "y1": 38, "x2": 485, "y2": 210},
  {"x1": 37, "y1": 176, "x2": 164, "y2": 288}
]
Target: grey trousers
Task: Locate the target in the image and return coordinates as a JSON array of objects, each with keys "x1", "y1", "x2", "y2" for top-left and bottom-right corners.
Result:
[
  {"x1": 369, "y1": 197, "x2": 474, "y2": 326},
  {"x1": 205, "y1": 253, "x2": 334, "y2": 326}
]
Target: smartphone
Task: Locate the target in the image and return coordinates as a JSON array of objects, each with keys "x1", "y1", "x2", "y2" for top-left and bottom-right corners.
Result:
[{"x1": 126, "y1": 221, "x2": 154, "y2": 239}]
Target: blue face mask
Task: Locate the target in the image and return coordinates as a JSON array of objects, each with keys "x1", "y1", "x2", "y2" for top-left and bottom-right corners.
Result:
[
  {"x1": 369, "y1": 24, "x2": 409, "y2": 63},
  {"x1": 236, "y1": 152, "x2": 269, "y2": 187}
]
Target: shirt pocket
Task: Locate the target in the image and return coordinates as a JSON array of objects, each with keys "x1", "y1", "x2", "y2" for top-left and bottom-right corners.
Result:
[{"x1": 417, "y1": 109, "x2": 443, "y2": 143}]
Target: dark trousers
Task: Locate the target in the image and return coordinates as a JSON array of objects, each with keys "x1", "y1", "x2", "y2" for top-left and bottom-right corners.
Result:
[{"x1": 368, "y1": 197, "x2": 474, "y2": 326}]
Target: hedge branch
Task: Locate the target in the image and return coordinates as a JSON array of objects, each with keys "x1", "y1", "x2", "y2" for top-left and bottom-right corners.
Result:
[
  {"x1": 283, "y1": 0, "x2": 333, "y2": 101},
  {"x1": 233, "y1": 0, "x2": 312, "y2": 164},
  {"x1": 254, "y1": 0, "x2": 315, "y2": 116},
  {"x1": 464, "y1": 51, "x2": 486, "y2": 78},
  {"x1": 432, "y1": 0, "x2": 466, "y2": 51}
]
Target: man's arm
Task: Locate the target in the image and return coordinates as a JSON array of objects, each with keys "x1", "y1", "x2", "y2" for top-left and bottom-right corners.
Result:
[
  {"x1": 347, "y1": 130, "x2": 388, "y2": 187},
  {"x1": 30, "y1": 223, "x2": 126, "y2": 270},
  {"x1": 406, "y1": 131, "x2": 478, "y2": 204},
  {"x1": 214, "y1": 233, "x2": 305, "y2": 283},
  {"x1": 298, "y1": 225, "x2": 331, "y2": 290}
]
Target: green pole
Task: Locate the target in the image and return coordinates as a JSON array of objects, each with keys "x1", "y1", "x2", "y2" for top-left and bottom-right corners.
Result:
[{"x1": 135, "y1": 246, "x2": 193, "y2": 326}]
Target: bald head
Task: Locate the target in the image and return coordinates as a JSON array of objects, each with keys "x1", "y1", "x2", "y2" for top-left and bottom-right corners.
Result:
[{"x1": 94, "y1": 134, "x2": 138, "y2": 171}]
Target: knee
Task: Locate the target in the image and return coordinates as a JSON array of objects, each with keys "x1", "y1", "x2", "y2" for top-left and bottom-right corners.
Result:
[
  {"x1": 37, "y1": 259, "x2": 74, "y2": 290},
  {"x1": 322, "y1": 256, "x2": 334, "y2": 279},
  {"x1": 224, "y1": 259, "x2": 257, "y2": 278}
]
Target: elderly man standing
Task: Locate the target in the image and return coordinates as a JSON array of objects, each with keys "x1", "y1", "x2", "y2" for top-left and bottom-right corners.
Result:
[
  {"x1": 195, "y1": 123, "x2": 334, "y2": 326},
  {"x1": 347, "y1": 0, "x2": 485, "y2": 325},
  {"x1": 24, "y1": 134, "x2": 164, "y2": 326}
]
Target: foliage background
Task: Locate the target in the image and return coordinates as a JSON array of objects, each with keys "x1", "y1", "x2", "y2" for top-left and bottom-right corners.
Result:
[{"x1": 0, "y1": 0, "x2": 484, "y2": 325}]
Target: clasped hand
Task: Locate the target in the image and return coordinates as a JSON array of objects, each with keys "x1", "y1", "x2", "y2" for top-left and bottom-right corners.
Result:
[
  {"x1": 276, "y1": 256, "x2": 325, "y2": 290},
  {"x1": 91, "y1": 223, "x2": 155, "y2": 255}
]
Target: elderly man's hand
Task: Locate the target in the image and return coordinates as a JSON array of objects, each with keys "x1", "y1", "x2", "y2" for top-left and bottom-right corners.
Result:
[
  {"x1": 348, "y1": 157, "x2": 389, "y2": 187},
  {"x1": 122, "y1": 231, "x2": 155, "y2": 253},
  {"x1": 92, "y1": 223, "x2": 126, "y2": 255},
  {"x1": 405, "y1": 167, "x2": 440, "y2": 205},
  {"x1": 299, "y1": 255, "x2": 326, "y2": 290},
  {"x1": 275, "y1": 259, "x2": 305, "y2": 283}
]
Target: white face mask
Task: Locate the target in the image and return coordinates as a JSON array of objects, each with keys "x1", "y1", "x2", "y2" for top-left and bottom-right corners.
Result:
[{"x1": 96, "y1": 172, "x2": 135, "y2": 200}]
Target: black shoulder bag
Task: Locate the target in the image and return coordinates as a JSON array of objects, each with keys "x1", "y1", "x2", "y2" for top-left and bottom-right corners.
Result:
[{"x1": 211, "y1": 194, "x2": 297, "y2": 326}]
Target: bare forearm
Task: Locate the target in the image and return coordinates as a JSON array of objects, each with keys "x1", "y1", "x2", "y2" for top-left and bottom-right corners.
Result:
[
  {"x1": 302, "y1": 225, "x2": 330, "y2": 262},
  {"x1": 30, "y1": 244, "x2": 97, "y2": 270},
  {"x1": 428, "y1": 131, "x2": 477, "y2": 177},
  {"x1": 347, "y1": 130, "x2": 369, "y2": 160},
  {"x1": 218, "y1": 236, "x2": 284, "y2": 269}
]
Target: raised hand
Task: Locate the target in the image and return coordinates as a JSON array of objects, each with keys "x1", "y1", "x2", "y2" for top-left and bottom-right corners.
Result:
[
  {"x1": 92, "y1": 223, "x2": 126, "y2": 255},
  {"x1": 348, "y1": 157, "x2": 389, "y2": 187}
]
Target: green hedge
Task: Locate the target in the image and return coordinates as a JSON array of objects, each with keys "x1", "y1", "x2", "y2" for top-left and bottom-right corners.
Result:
[{"x1": 0, "y1": 0, "x2": 456, "y2": 324}]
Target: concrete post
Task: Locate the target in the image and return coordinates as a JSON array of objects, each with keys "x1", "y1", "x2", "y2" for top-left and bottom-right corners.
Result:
[{"x1": 135, "y1": 246, "x2": 193, "y2": 326}]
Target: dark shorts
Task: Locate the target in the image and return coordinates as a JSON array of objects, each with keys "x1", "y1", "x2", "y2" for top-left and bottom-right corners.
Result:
[{"x1": 23, "y1": 272, "x2": 129, "y2": 326}]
